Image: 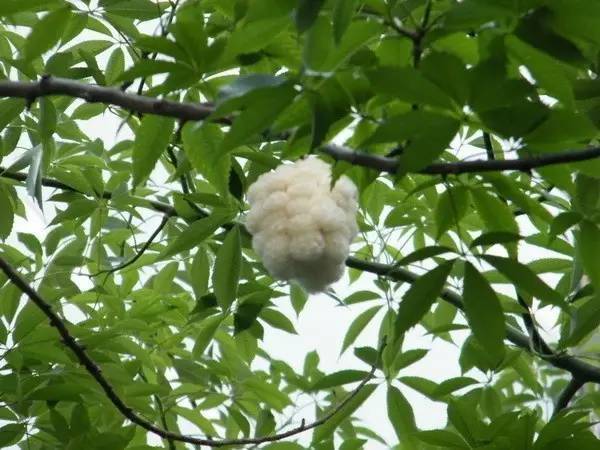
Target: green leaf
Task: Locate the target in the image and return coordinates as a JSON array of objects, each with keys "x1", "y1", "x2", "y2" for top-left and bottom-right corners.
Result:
[
  {"x1": 260, "y1": 308, "x2": 297, "y2": 334},
  {"x1": 135, "y1": 35, "x2": 187, "y2": 60},
  {"x1": 394, "y1": 260, "x2": 454, "y2": 338},
  {"x1": 526, "y1": 111, "x2": 597, "y2": 144},
  {"x1": 481, "y1": 255, "x2": 564, "y2": 308},
  {"x1": 333, "y1": 0, "x2": 356, "y2": 44},
  {"x1": 312, "y1": 384, "x2": 377, "y2": 443},
  {"x1": 391, "y1": 348, "x2": 428, "y2": 373},
  {"x1": 344, "y1": 290, "x2": 380, "y2": 305},
  {"x1": 263, "y1": 443, "x2": 305, "y2": 450},
  {"x1": 435, "y1": 185, "x2": 470, "y2": 238},
  {"x1": 421, "y1": 51, "x2": 469, "y2": 105},
  {"x1": 221, "y1": 84, "x2": 296, "y2": 152},
  {"x1": 0, "y1": 423, "x2": 25, "y2": 447},
  {"x1": 103, "y1": 0, "x2": 158, "y2": 20},
  {"x1": 311, "y1": 370, "x2": 370, "y2": 390},
  {"x1": 162, "y1": 212, "x2": 234, "y2": 257},
  {"x1": 50, "y1": 199, "x2": 98, "y2": 225},
  {"x1": 387, "y1": 385, "x2": 418, "y2": 445},
  {"x1": 182, "y1": 122, "x2": 230, "y2": 197},
  {"x1": 192, "y1": 314, "x2": 223, "y2": 356},
  {"x1": 26, "y1": 145, "x2": 43, "y2": 209},
  {"x1": 70, "y1": 404, "x2": 90, "y2": 436},
  {"x1": 416, "y1": 430, "x2": 469, "y2": 448},
  {"x1": 255, "y1": 408, "x2": 276, "y2": 438},
  {"x1": 190, "y1": 248, "x2": 210, "y2": 299},
  {"x1": 0, "y1": 99, "x2": 24, "y2": 131},
  {"x1": 506, "y1": 35, "x2": 574, "y2": 108},
  {"x1": 462, "y1": 262, "x2": 506, "y2": 364},
  {"x1": 341, "y1": 305, "x2": 382, "y2": 354},
  {"x1": 235, "y1": 296, "x2": 266, "y2": 334},
  {"x1": 367, "y1": 111, "x2": 460, "y2": 173},
  {"x1": 396, "y1": 246, "x2": 455, "y2": 266},
  {"x1": 213, "y1": 226, "x2": 242, "y2": 310},
  {"x1": 562, "y1": 296, "x2": 600, "y2": 347},
  {"x1": 23, "y1": 6, "x2": 71, "y2": 60},
  {"x1": 443, "y1": 0, "x2": 514, "y2": 30},
  {"x1": 433, "y1": 377, "x2": 479, "y2": 398},
  {"x1": 354, "y1": 346, "x2": 380, "y2": 368},
  {"x1": 471, "y1": 187, "x2": 519, "y2": 254},
  {"x1": 295, "y1": 0, "x2": 326, "y2": 33},
  {"x1": 132, "y1": 115, "x2": 175, "y2": 186},
  {"x1": 226, "y1": 17, "x2": 289, "y2": 58},
  {"x1": 579, "y1": 220, "x2": 600, "y2": 292},
  {"x1": 0, "y1": 0, "x2": 61, "y2": 15},
  {"x1": 290, "y1": 282, "x2": 308, "y2": 315},
  {"x1": 549, "y1": 212, "x2": 582, "y2": 240},
  {"x1": 303, "y1": 14, "x2": 333, "y2": 71},
  {"x1": 398, "y1": 376, "x2": 439, "y2": 399},
  {"x1": 243, "y1": 377, "x2": 290, "y2": 411},
  {"x1": 367, "y1": 67, "x2": 456, "y2": 110},
  {"x1": 105, "y1": 47, "x2": 125, "y2": 85},
  {"x1": 116, "y1": 60, "x2": 192, "y2": 83},
  {"x1": 470, "y1": 231, "x2": 522, "y2": 249},
  {"x1": 0, "y1": 188, "x2": 14, "y2": 240}
]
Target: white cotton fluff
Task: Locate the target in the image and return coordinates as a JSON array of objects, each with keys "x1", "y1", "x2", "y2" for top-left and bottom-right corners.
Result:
[{"x1": 245, "y1": 157, "x2": 359, "y2": 293}]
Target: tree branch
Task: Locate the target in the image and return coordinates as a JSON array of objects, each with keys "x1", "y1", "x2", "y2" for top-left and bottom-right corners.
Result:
[
  {"x1": 0, "y1": 76, "x2": 227, "y2": 124},
  {"x1": 344, "y1": 257, "x2": 600, "y2": 384},
  {"x1": 0, "y1": 255, "x2": 375, "y2": 447},
  {"x1": 0, "y1": 77, "x2": 597, "y2": 176},
  {"x1": 0, "y1": 167, "x2": 177, "y2": 216},
  {"x1": 322, "y1": 144, "x2": 600, "y2": 175},
  {"x1": 92, "y1": 214, "x2": 170, "y2": 277},
  {"x1": 483, "y1": 132, "x2": 495, "y2": 161},
  {"x1": 553, "y1": 377, "x2": 585, "y2": 417}
]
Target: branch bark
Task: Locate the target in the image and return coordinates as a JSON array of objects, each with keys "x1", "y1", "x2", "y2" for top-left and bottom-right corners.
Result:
[
  {"x1": 553, "y1": 377, "x2": 585, "y2": 417},
  {"x1": 322, "y1": 144, "x2": 600, "y2": 175},
  {"x1": 0, "y1": 76, "x2": 226, "y2": 124},
  {"x1": 0, "y1": 77, "x2": 597, "y2": 176},
  {"x1": 0, "y1": 255, "x2": 375, "y2": 447},
  {"x1": 344, "y1": 257, "x2": 600, "y2": 384}
]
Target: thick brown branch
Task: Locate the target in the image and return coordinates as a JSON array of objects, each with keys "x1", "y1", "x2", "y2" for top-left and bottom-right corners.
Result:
[
  {"x1": 553, "y1": 377, "x2": 585, "y2": 417},
  {"x1": 0, "y1": 77, "x2": 596, "y2": 176},
  {"x1": 344, "y1": 257, "x2": 600, "y2": 384},
  {"x1": 0, "y1": 76, "x2": 226, "y2": 124},
  {"x1": 0, "y1": 255, "x2": 375, "y2": 447},
  {"x1": 322, "y1": 144, "x2": 600, "y2": 175}
]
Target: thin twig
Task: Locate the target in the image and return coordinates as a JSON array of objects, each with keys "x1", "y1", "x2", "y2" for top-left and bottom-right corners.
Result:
[
  {"x1": 483, "y1": 132, "x2": 495, "y2": 161},
  {"x1": 0, "y1": 255, "x2": 378, "y2": 447},
  {"x1": 0, "y1": 167, "x2": 177, "y2": 216},
  {"x1": 139, "y1": 372, "x2": 176, "y2": 450},
  {"x1": 516, "y1": 294, "x2": 553, "y2": 356},
  {"x1": 92, "y1": 215, "x2": 170, "y2": 277}
]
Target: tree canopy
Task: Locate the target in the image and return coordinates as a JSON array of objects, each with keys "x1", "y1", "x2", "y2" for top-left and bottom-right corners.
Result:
[{"x1": 0, "y1": 0, "x2": 599, "y2": 449}]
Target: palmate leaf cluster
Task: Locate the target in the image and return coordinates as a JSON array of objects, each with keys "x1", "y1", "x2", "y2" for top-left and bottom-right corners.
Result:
[{"x1": 0, "y1": 0, "x2": 599, "y2": 449}]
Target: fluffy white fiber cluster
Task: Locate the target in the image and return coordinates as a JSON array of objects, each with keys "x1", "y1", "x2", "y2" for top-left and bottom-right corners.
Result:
[{"x1": 245, "y1": 157, "x2": 359, "y2": 293}]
